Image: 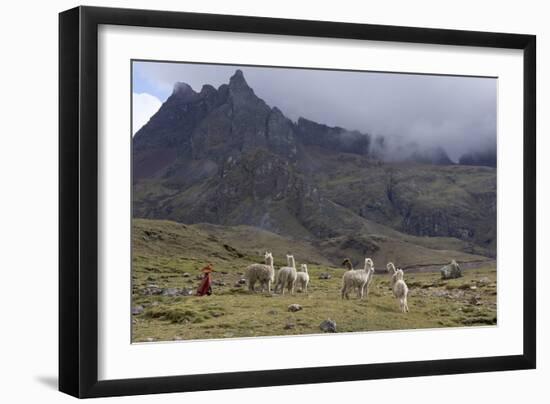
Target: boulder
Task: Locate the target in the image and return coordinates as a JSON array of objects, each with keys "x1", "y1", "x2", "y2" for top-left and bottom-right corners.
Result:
[
  {"x1": 320, "y1": 319, "x2": 337, "y2": 333},
  {"x1": 440, "y1": 260, "x2": 462, "y2": 279},
  {"x1": 469, "y1": 295, "x2": 482, "y2": 305},
  {"x1": 288, "y1": 304, "x2": 303, "y2": 312},
  {"x1": 162, "y1": 287, "x2": 193, "y2": 297},
  {"x1": 132, "y1": 305, "x2": 144, "y2": 315},
  {"x1": 141, "y1": 285, "x2": 163, "y2": 295}
]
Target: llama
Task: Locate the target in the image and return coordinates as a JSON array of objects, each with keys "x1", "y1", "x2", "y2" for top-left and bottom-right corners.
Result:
[
  {"x1": 245, "y1": 251, "x2": 275, "y2": 293},
  {"x1": 296, "y1": 264, "x2": 310, "y2": 294},
  {"x1": 386, "y1": 262, "x2": 400, "y2": 288},
  {"x1": 386, "y1": 262, "x2": 409, "y2": 313},
  {"x1": 440, "y1": 259, "x2": 462, "y2": 280},
  {"x1": 342, "y1": 258, "x2": 354, "y2": 271},
  {"x1": 341, "y1": 258, "x2": 375, "y2": 300},
  {"x1": 275, "y1": 254, "x2": 298, "y2": 295}
]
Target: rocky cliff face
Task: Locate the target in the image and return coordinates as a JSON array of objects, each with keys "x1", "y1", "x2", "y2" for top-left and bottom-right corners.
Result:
[{"x1": 133, "y1": 70, "x2": 497, "y2": 257}]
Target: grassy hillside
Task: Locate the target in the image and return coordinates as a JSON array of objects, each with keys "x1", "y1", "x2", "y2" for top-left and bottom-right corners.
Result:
[{"x1": 132, "y1": 219, "x2": 496, "y2": 342}]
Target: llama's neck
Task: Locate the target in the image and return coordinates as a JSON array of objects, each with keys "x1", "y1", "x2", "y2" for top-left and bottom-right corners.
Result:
[
  {"x1": 289, "y1": 256, "x2": 296, "y2": 269},
  {"x1": 363, "y1": 260, "x2": 371, "y2": 271},
  {"x1": 266, "y1": 256, "x2": 273, "y2": 268}
]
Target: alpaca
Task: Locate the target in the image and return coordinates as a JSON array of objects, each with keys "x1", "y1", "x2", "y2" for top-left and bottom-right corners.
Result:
[
  {"x1": 341, "y1": 258, "x2": 375, "y2": 300},
  {"x1": 245, "y1": 251, "x2": 275, "y2": 293},
  {"x1": 386, "y1": 262, "x2": 400, "y2": 288},
  {"x1": 386, "y1": 262, "x2": 409, "y2": 312},
  {"x1": 342, "y1": 258, "x2": 354, "y2": 271},
  {"x1": 296, "y1": 264, "x2": 310, "y2": 294},
  {"x1": 275, "y1": 254, "x2": 298, "y2": 295},
  {"x1": 440, "y1": 259, "x2": 462, "y2": 279}
]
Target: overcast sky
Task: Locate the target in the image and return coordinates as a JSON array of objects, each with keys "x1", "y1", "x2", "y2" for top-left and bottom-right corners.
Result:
[{"x1": 132, "y1": 61, "x2": 496, "y2": 161}]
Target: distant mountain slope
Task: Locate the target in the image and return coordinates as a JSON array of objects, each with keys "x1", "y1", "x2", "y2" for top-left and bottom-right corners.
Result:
[
  {"x1": 134, "y1": 218, "x2": 491, "y2": 270},
  {"x1": 133, "y1": 70, "x2": 496, "y2": 259},
  {"x1": 459, "y1": 147, "x2": 497, "y2": 168}
]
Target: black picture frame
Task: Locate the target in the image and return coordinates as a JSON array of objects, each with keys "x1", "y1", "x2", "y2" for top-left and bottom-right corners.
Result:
[{"x1": 59, "y1": 5, "x2": 536, "y2": 398}]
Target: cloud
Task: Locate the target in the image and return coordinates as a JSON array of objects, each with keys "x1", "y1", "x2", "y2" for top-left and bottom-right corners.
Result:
[{"x1": 132, "y1": 92, "x2": 162, "y2": 135}]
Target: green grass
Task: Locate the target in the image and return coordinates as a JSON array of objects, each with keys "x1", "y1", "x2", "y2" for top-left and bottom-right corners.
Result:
[{"x1": 132, "y1": 242, "x2": 497, "y2": 342}]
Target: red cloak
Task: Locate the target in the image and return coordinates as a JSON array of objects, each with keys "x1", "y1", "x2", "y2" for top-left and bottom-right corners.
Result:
[{"x1": 196, "y1": 264, "x2": 214, "y2": 296}]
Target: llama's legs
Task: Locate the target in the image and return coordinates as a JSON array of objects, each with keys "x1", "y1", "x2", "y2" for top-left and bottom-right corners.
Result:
[{"x1": 341, "y1": 286, "x2": 348, "y2": 300}]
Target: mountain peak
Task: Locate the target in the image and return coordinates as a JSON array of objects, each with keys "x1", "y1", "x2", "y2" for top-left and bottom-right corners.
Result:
[
  {"x1": 229, "y1": 69, "x2": 249, "y2": 89},
  {"x1": 171, "y1": 82, "x2": 201, "y2": 104},
  {"x1": 173, "y1": 82, "x2": 195, "y2": 94}
]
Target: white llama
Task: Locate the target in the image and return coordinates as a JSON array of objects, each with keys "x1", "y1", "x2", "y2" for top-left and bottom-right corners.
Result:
[
  {"x1": 296, "y1": 263, "x2": 310, "y2": 294},
  {"x1": 386, "y1": 262, "x2": 409, "y2": 313},
  {"x1": 386, "y1": 262, "x2": 400, "y2": 288},
  {"x1": 275, "y1": 254, "x2": 298, "y2": 295},
  {"x1": 341, "y1": 258, "x2": 375, "y2": 300},
  {"x1": 245, "y1": 251, "x2": 275, "y2": 293}
]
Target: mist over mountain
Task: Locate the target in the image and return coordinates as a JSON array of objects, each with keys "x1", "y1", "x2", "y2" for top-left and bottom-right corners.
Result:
[{"x1": 133, "y1": 70, "x2": 497, "y2": 263}]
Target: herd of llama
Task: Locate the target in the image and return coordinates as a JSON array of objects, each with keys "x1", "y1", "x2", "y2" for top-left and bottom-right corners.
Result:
[{"x1": 245, "y1": 252, "x2": 409, "y2": 313}]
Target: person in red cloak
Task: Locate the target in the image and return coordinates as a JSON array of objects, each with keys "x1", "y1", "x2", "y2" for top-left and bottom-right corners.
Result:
[{"x1": 196, "y1": 263, "x2": 214, "y2": 296}]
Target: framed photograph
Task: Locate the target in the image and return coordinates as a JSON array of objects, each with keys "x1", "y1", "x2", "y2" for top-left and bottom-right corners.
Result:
[{"x1": 59, "y1": 6, "x2": 536, "y2": 398}]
